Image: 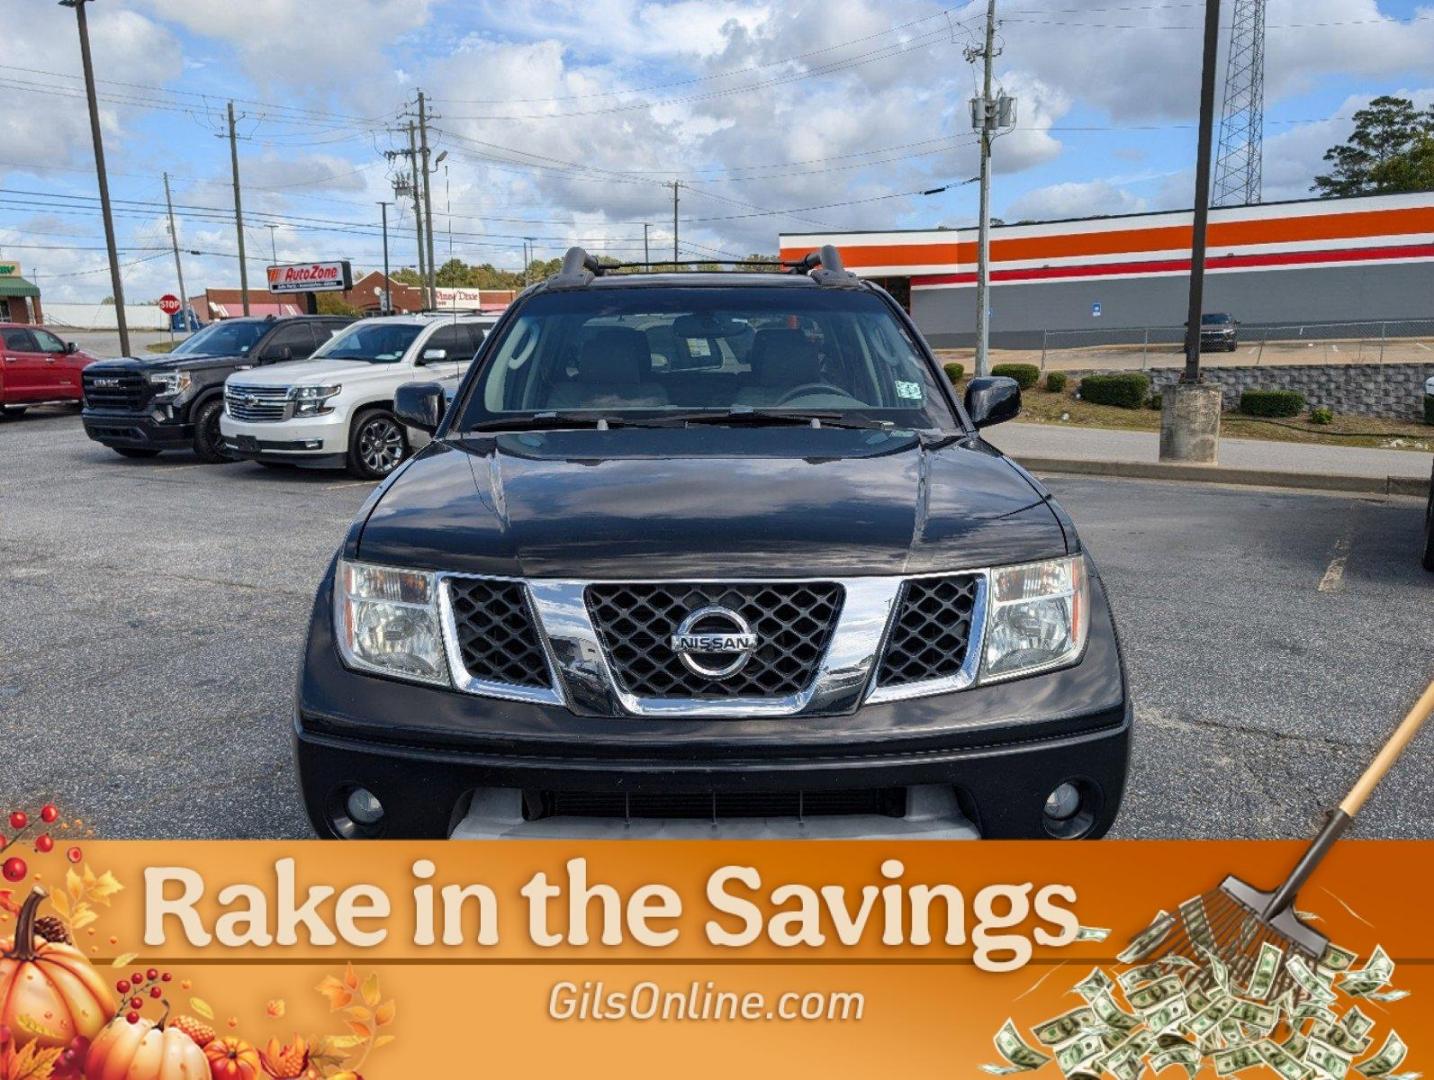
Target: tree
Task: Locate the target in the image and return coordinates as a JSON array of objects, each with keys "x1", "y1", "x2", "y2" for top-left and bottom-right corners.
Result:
[
  {"x1": 1312, "y1": 95, "x2": 1434, "y2": 197},
  {"x1": 1369, "y1": 133, "x2": 1434, "y2": 192},
  {"x1": 434, "y1": 258, "x2": 471, "y2": 287},
  {"x1": 316, "y1": 292, "x2": 360, "y2": 316}
]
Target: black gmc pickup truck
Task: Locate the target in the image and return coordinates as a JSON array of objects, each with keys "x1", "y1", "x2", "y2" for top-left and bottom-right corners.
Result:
[
  {"x1": 297, "y1": 248, "x2": 1131, "y2": 841},
  {"x1": 81, "y1": 315, "x2": 350, "y2": 461}
]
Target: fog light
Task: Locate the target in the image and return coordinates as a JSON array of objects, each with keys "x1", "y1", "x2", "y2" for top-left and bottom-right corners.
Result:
[
  {"x1": 1044, "y1": 782, "x2": 1081, "y2": 822},
  {"x1": 346, "y1": 787, "x2": 384, "y2": 826}
]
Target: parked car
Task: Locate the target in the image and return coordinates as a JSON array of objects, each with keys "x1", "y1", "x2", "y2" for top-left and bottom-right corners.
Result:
[
  {"x1": 81, "y1": 315, "x2": 351, "y2": 462},
  {"x1": 0, "y1": 323, "x2": 96, "y2": 416},
  {"x1": 295, "y1": 246, "x2": 1131, "y2": 841},
  {"x1": 1199, "y1": 312, "x2": 1239, "y2": 351},
  {"x1": 220, "y1": 313, "x2": 496, "y2": 479}
]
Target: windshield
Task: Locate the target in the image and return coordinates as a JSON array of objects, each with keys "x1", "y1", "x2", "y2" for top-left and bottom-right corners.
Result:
[
  {"x1": 455, "y1": 286, "x2": 956, "y2": 430},
  {"x1": 1201, "y1": 314, "x2": 1232, "y2": 325},
  {"x1": 170, "y1": 320, "x2": 267, "y2": 357},
  {"x1": 314, "y1": 322, "x2": 424, "y2": 363}
]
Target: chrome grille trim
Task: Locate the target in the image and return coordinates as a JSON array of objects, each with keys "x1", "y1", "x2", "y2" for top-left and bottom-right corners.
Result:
[
  {"x1": 865, "y1": 572, "x2": 989, "y2": 705},
  {"x1": 225, "y1": 383, "x2": 293, "y2": 422},
  {"x1": 437, "y1": 574, "x2": 564, "y2": 707}
]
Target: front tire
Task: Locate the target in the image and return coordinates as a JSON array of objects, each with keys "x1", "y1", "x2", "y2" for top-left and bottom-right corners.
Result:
[
  {"x1": 347, "y1": 408, "x2": 409, "y2": 480},
  {"x1": 113, "y1": 447, "x2": 161, "y2": 459},
  {"x1": 191, "y1": 399, "x2": 237, "y2": 463},
  {"x1": 0, "y1": 405, "x2": 27, "y2": 419}
]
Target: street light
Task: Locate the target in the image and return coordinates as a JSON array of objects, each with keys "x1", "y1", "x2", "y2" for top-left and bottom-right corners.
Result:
[{"x1": 61, "y1": 0, "x2": 130, "y2": 357}]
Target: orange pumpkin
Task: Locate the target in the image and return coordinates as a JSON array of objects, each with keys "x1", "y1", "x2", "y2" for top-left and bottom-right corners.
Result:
[
  {"x1": 204, "y1": 1036, "x2": 261, "y2": 1080},
  {"x1": 0, "y1": 888, "x2": 115, "y2": 1050},
  {"x1": 85, "y1": 1014, "x2": 209, "y2": 1080}
]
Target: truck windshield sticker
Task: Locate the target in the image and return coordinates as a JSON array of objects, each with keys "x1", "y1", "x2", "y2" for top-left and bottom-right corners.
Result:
[{"x1": 895, "y1": 380, "x2": 923, "y2": 400}]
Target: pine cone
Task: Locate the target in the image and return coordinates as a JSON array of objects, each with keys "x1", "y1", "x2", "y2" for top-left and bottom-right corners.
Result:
[{"x1": 34, "y1": 915, "x2": 70, "y2": 944}]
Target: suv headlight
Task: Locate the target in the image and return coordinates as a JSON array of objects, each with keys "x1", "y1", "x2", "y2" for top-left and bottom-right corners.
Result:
[
  {"x1": 981, "y1": 555, "x2": 1089, "y2": 681},
  {"x1": 148, "y1": 370, "x2": 191, "y2": 399},
  {"x1": 334, "y1": 560, "x2": 448, "y2": 685},
  {"x1": 291, "y1": 384, "x2": 341, "y2": 416}
]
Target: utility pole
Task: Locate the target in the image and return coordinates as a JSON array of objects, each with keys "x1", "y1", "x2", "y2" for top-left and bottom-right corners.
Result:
[
  {"x1": 671, "y1": 181, "x2": 680, "y2": 266},
  {"x1": 266, "y1": 224, "x2": 278, "y2": 265},
  {"x1": 406, "y1": 122, "x2": 427, "y2": 307},
  {"x1": 163, "y1": 172, "x2": 188, "y2": 338},
  {"x1": 973, "y1": 0, "x2": 998, "y2": 378},
  {"x1": 643, "y1": 223, "x2": 650, "y2": 266},
  {"x1": 417, "y1": 92, "x2": 439, "y2": 310},
  {"x1": 377, "y1": 201, "x2": 391, "y2": 314},
  {"x1": 63, "y1": 0, "x2": 129, "y2": 355},
  {"x1": 1183, "y1": 0, "x2": 1222, "y2": 384},
  {"x1": 227, "y1": 101, "x2": 250, "y2": 316}
]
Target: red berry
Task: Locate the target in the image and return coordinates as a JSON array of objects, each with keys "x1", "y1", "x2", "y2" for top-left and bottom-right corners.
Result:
[
  {"x1": 150, "y1": 986, "x2": 162, "y2": 999},
  {"x1": 8, "y1": 811, "x2": 26, "y2": 831},
  {"x1": 35, "y1": 835, "x2": 54, "y2": 853},
  {"x1": 131, "y1": 972, "x2": 143, "y2": 985},
  {"x1": 126, "y1": 1012, "x2": 140, "y2": 1025},
  {"x1": 161, "y1": 972, "x2": 172, "y2": 982},
  {"x1": 66, "y1": 846, "x2": 82, "y2": 864},
  {"x1": 146, "y1": 968, "x2": 159, "y2": 981},
  {"x1": 129, "y1": 997, "x2": 143, "y2": 1010},
  {"x1": 116, "y1": 980, "x2": 130, "y2": 994},
  {"x1": 40, "y1": 805, "x2": 58, "y2": 824},
  {"x1": 2, "y1": 857, "x2": 26, "y2": 883}
]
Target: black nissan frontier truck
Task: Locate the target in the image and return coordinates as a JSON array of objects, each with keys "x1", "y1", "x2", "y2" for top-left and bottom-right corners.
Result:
[{"x1": 296, "y1": 247, "x2": 1130, "y2": 841}]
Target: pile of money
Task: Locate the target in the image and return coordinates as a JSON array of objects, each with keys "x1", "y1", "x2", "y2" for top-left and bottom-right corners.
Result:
[{"x1": 983, "y1": 904, "x2": 1415, "y2": 1080}]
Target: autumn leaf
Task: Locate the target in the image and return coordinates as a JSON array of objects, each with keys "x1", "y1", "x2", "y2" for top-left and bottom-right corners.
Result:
[
  {"x1": 344, "y1": 1021, "x2": 372, "y2": 1040},
  {"x1": 373, "y1": 1034, "x2": 396, "y2": 1049},
  {"x1": 111, "y1": 952, "x2": 138, "y2": 968},
  {"x1": 373, "y1": 1000, "x2": 395, "y2": 1027},
  {"x1": 47, "y1": 891, "x2": 69, "y2": 920},
  {"x1": 342, "y1": 1006, "x2": 372, "y2": 1025},
  {"x1": 266, "y1": 999, "x2": 286, "y2": 1019},
  {"x1": 360, "y1": 972, "x2": 381, "y2": 1008},
  {"x1": 65, "y1": 869, "x2": 84, "y2": 904},
  {"x1": 342, "y1": 963, "x2": 359, "y2": 990},
  {"x1": 3, "y1": 1041, "x2": 65, "y2": 1080},
  {"x1": 71, "y1": 908, "x2": 98, "y2": 931},
  {"x1": 320, "y1": 1035, "x2": 365, "y2": 1053},
  {"x1": 87, "y1": 869, "x2": 124, "y2": 905},
  {"x1": 316, "y1": 975, "x2": 353, "y2": 1011},
  {"x1": 190, "y1": 997, "x2": 215, "y2": 1021}
]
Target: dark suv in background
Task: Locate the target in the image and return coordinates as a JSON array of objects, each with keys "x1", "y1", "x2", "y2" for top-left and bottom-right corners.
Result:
[
  {"x1": 296, "y1": 247, "x2": 1132, "y2": 843},
  {"x1": 81, "y1": 315, "x2": 351, "y2": 461}
]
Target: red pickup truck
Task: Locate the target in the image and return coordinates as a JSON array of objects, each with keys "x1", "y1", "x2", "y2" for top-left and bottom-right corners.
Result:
[{"x1": 0, "y1": 323, "x2": 96, "y2": 415}]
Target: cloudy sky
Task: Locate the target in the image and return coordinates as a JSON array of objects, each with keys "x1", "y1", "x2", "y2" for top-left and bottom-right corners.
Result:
[{"x1": 4, "y1": 0, "x2": 1433, "y2": 302}]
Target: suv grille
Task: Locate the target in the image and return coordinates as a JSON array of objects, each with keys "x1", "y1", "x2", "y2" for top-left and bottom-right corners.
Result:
[
  {"x1": 527, "y1": 788, "x2": 905, "y2": 821},
  {"x1": 82, "y1": 370, "x2": 149, "y2": 411},
  {"x1": 586, "y1": 582, "x2": 843, "y2": 699},
  {"x1": 225, "y1": 384, "x2": 291, "y2": 422},
  {"x1": 876, "y1": 574, "x2": 980, "y2": 688},
  {"x1": 446, "y1": 578, "x2": 552, "y2": 689}
]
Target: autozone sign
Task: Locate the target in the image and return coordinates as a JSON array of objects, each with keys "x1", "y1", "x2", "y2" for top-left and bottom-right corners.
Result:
[{"x1": 266, "y1": 261, "x2": 353, "y2": 293}]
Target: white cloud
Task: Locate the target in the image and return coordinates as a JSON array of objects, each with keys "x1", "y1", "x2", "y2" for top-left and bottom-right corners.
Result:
[{"x1": 1004, "y1": 180, "x2": 1148, "y2": 223}]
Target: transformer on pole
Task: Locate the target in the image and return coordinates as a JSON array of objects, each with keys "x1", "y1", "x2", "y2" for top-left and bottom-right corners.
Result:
[{"x1": 1212, "y1": 0, "x2": 1266, "y2": 206}]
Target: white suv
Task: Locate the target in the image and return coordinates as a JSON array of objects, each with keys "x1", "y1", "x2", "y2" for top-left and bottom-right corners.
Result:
[{"x1": 220, "y1": 313, "x2": 497, "y2": 478}]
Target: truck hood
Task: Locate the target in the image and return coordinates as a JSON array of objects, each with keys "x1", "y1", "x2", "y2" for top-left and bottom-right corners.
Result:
[
  {"x1": 84, "y1": 353, "x2": 255, "y2": 375},
  {"x1": 353, "y1": 427, "x2": 1070, "y2": 579},
  {"x1": 228, "y1": 357, "x2": 410, "y2": 386}
]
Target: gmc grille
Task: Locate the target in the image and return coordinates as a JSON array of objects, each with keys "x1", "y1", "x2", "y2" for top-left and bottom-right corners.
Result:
[
  {"x1": 585, "y1": 581, "x2": 843, "y2": 699},
  {"x1": 82, "y1": 370, "x2": 150, "y2": 411},
  {"x1": 876, "y1": 574, "x2": 979, "y2": 688},
  {"x1": 225, "y1": 384, "x2": 291, "y2": 422}
]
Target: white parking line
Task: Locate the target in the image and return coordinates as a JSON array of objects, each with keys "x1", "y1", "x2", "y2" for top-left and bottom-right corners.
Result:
[
  {"x1": 1417, "y1": 341, "x2": 1432, "y2": 352},
  {"x1": 1331, "y1": 343, "x2": 1341, "y2": 353},
  {"x1": 1318, "y1": 536, "x2": 1350, "y2": 593},
  {"x1": 321, "y1": 480, "x2": 377, "y2": 490}
]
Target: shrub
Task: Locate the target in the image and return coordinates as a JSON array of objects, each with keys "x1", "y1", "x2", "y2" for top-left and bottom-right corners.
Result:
[
  {"x1": 1310, "y1": 406, "x2": 1334, "y2": 425},
  {"x1": 1147, "y1": 393, "x2": 1163, "y2": 410},
  {"x1": 1079, "y1": 372, "x2": 1150, "y2": 409},
  {"x1": 991, "y1": 363, "x2": 1041, "y2": 389},
  {"x1": 1044, "y1": 371, "x2": 1068, "y2": 393},
  {"x1": 1239, "y1": 389, "x2": 1305, "y2": 418},
  {"x1": 942, "y1": 361, "x2": 965, "y2": 384}
]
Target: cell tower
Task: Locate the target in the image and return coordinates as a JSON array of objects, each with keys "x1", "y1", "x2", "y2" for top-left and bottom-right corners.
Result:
[{"x1": 1212, "y1": 0, "x2": 1267, "y2": 206}]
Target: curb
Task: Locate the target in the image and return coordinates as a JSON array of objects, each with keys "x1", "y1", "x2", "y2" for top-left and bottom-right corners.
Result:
[{"x1": 1014, "y1": 456, "x2": 1431, "y2": 498}]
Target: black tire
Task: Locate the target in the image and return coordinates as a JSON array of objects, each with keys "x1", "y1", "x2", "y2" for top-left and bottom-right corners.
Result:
[
  {"x1": 191, "y1": 398, "x2": 237, "y2": 463},
  {"x1": 1422, "y1": 470, "x2": 1434, "y2": 573},
  {"x1": 0, "y1": 405, "x2": 27, "y2": 419},
  {"x1": 113, "y1": 447, "x2": 161, "y2": 459},
  {"x1": 347, "y1": 408, "x2": 409, "y2": 480}
]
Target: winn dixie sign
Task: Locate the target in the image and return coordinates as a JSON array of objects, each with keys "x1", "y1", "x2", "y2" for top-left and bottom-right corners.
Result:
[{"x1": 266, "y1": 261, "x2": 353, "y2": 293}]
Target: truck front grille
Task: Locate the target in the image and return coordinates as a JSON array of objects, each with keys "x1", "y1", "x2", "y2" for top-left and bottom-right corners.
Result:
[
  {"x1": 82, "y1": 370, "x2": 149, "y2": 411},
  {"x1": 585, "y1": 581, "x2": 843, "y2": 699},
  {"x1": 875, "y1": 574, "x2": 979, "y2": 688},
  {"x1": 446, "y1": 578, "x2": 553, "y2": 689},
  {"x1": 527, "y1": 787, "x2": 905, "y2": 821},
  {"x1": 225, "y1": 384, "x2": 292, "y2": 422}
]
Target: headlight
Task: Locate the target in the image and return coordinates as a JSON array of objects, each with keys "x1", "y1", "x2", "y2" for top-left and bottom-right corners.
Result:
[
  {"x1": 148, "y1": 370, "x2": 191, "y2": 398},
  {"x1": 333, "y1": 560, "x2": 448, "y2": 685},
  {"x1": 981, "y1": 555, "x2": 1089, "y2": 682},
  {"x1": 291, "y1": 384, "x2": 341, "y2": 416}
]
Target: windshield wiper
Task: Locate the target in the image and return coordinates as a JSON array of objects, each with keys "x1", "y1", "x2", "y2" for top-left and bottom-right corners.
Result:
[
  {"x1": 656, "y1": 409, "x2": 895, "y2": 431},
  {"x1": 465, "y1": 412, "x2": 667, "y2": 433}
]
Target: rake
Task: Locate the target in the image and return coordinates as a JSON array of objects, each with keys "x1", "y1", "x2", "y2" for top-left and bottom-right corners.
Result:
[{"x1": 1138, "y1": 679, "x2": 1434, "y2": 1002}]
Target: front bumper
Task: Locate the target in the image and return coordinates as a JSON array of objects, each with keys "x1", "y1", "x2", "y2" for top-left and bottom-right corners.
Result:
[
  {"x1": 296, "y1": 562, "x2": 1132, "y2": 840},
  {"x1": 220, "y1": 410, "x2": 347, "y2": 465},
  {"x1": 82, "y1": 408, "x2": 193, "y2": 449}
]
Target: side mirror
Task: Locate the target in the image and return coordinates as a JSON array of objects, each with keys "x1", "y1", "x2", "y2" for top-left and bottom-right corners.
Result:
[
  {"x1": 419, "y1": 347, "x2": 447, "y2": 365},
  {"x1": 964, "y1": 376, "x2": 1022, "y2": 430},
  {"x1": 64, "y1": 341, "x2": 78, "y2": 354},
  {"x1": 395, "y1": 381, "x2": 446, "y2": 434},
  {"x1": 261, "y1": 346, "x2": 293, "y2": 364}
]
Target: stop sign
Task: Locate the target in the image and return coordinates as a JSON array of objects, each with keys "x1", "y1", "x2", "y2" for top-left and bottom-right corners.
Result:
[{"x1": 157, "y1": 294, "x2": 181, "y2": 316}]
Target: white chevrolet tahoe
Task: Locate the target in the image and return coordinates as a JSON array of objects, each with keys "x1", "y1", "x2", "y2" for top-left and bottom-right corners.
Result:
[{"x1": 219, "y1": 313, "x2": 497, "y2": 478}]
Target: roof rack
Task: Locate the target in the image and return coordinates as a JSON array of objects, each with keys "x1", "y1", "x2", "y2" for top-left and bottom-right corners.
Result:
[{"x1": 546, "y1": 245, "x2": 863, "y2": 288}]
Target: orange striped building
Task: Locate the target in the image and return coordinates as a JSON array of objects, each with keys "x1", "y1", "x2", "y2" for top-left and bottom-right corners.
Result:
[{"x1": 778, "y1": 191, "x2": 1434, "y2": 347}]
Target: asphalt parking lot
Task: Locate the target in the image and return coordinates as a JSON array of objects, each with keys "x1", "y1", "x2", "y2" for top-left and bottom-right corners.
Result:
[{"x1": 2, "y1": 404, "x2": 1430, "y2": 840}]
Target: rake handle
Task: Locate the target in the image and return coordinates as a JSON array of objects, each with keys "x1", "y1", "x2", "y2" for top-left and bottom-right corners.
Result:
[{"x1": 1265, "y1": 678, "x2": 1434, "y2": 919}]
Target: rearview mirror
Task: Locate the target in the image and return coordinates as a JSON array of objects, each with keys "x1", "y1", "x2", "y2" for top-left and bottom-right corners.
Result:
[
  {"x1": 419, "y1": 347, "x2": 447, "y2": 364},
  {"x1": 964, "y1": 376, "x2": 1022, "y2": 430},
  {"x1": 395, "y1": 381, "x2": 446, "y2": 434}
]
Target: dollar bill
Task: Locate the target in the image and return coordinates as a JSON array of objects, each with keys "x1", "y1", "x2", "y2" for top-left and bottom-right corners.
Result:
[
  {"x1": 1343, "y1": 1007, "x2": 1376, "y2": 1040},
  {"x1": 1091, "y1": 990, "x2": 1142, "y2": 1034},
  {"x1": 1200, "y1": 946, "x2": 1232, "y2": 993},
  {"x1": 1056, "y1": 1033, "x2": 1107, "y2": 1076},
  {"x1": 1363, "y1": 989, "x2": 1409, "y2": 1003},
  {"x1": 1320, "y1": 943, "x2": 1359, "y2": 973},
  {"x1": 1295, "y1": 1001, "x2": 1340, "y2": 1028},
  {"x1": 1313, "y1": 1021, "x2": 1373, "y2": 1056},
  {"x1": 1214, "y1": 1044, "x2": 1264, "y2": 1076},
  {"x1": 985, "y1": 1019, "x2": 1053, "y2": 1074},
  {"x1": 1260, "y1": 1039, "x2": 1314, "y2": 1080},
  {"x1": 1034, "y1": 1007, "x2": 1099, "y2": 1047},
  {"x1": 1151, "y1": 1044, "x2": 1201, "y2": 1078},
  {"x1": 1118, "y1": 911, "x2": 1176, "y2": 965},
  {"x1": 1076, "y1": 925, "x2": 1112, "y2": 942},
  {"x1": 1120, "y1": 963, "x2": 1171, "y2": 992},
  {"x1": 1282, "y1": 1031, "x2": 1309, "y2": 1059},
  {"x1": 1074, "y1": 968, "x2": 1114, "y2": 1002},
  {"x1": 1307, "y1": 1037, "x2": 1355, "y2": 1079},
  {"x1": 1228, "y1": 999, "x2": 1279, "y2": 1033},
  {"x1": 1288, "y1": 955, "x2": 1339, "y2": 1005},
  {"x1": 1355, "y1": 1032, "x2": 1407, "y2": 1078},
  {"x1": 1188, "y1": 997, "x2": 1237, "y2": 1039},
  {"x1": 1179, "y1": 895, "x2": 1217, "y2": 952},
  {"x1": 1128, "y1": 975, "x2": 1185, "y2": 1014},
  {"x1": 1341, "y1": 947, "x2": 1395, "y2": 997},
  {"x1": 1146, "y1": 996, "x2": 1191, "y2": 1034},
  {"x1": 1246, "y1": 941, "x2": 1285, "y2": 1001}
]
